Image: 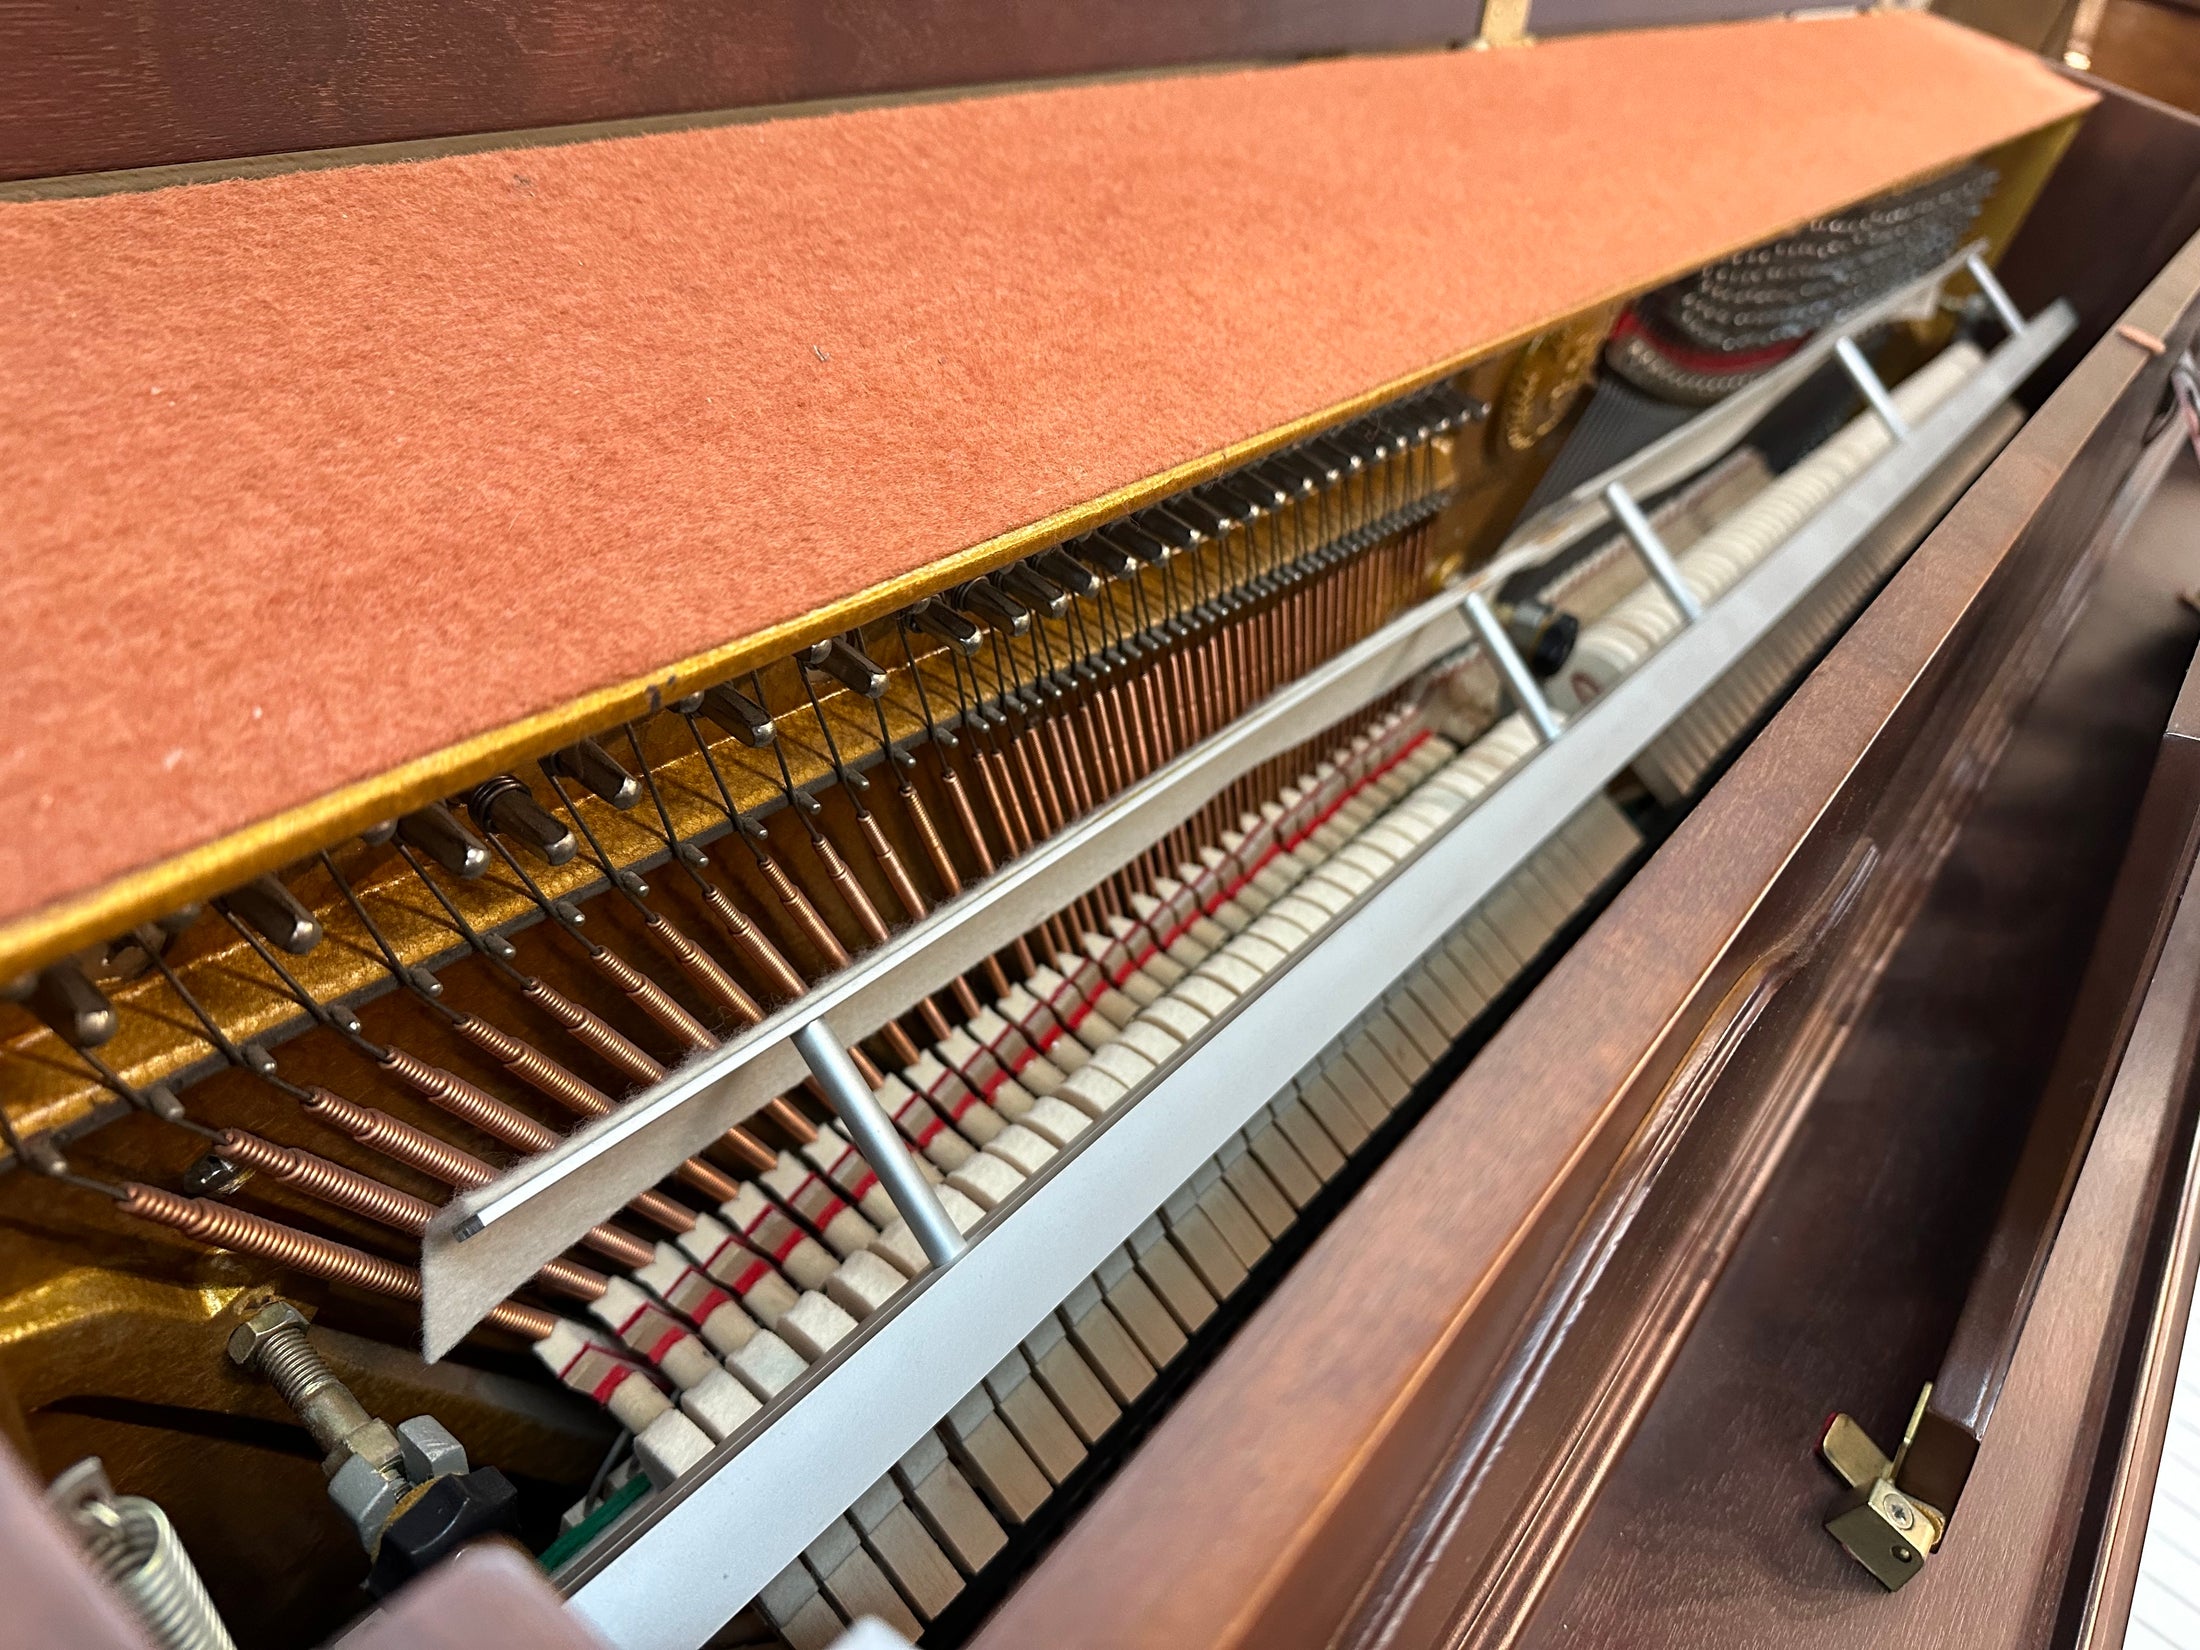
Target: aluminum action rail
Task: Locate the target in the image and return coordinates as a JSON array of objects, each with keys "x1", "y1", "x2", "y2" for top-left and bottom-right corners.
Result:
[
  {"x1": 1474, "y1": 244, "x2": 1997, "y2": 593},
  {"x1": 423, "y1": 536, "x2": 1493, "y2": 1353},
  {"x1": 533, "y1": 301, "x2": 2073, "y2": 1648},
  {"x1": 428, "y1": 272, "x2": 2038, "y2": 1364},
  {"x1": 421, "y1": 292, "x2": 2068, "y2": 1359}
]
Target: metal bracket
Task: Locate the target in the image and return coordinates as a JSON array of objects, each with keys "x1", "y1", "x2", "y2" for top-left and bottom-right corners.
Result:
[
  {"x1": 1462, "y1": 589, "x2": 1562, "y2": 745},
  {"x1": 1820, "y1": 1384, "x2": 1945, "y2": 1591},
  {"x1": 1835, "y1": 336, "x2": 1914, "y2": 444},
  {"x1": 1602, "y1": 480, "x2": 1704, "y2": 623},
  {"x1": 1966, "y1": 250, "x2": 2028, "y2": 340},
  {"x1": 791, "y1": 1020, "x2": 966, "y2": 1267}
]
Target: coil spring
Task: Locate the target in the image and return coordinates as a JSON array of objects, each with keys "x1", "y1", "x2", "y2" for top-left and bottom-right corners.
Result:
[
  {"x1": 452, "y1": 1015, "x2": 614, "y2": 1119},
  {"x1": 678, "y1": 1155, "x2": 749, "y2": 1199},
  {"x1": 626, "y1": 1187, "x2": 695, "y2": 1235},
  {"x1": 533, "y1": 1255, "x2": 609, "y2": 1302},
  {"x1": 697, "y1": 881, "x2": 810, "y2": 1000},
  {"x1": 642, "y1": 910, "x2": 762, "y2": 1026},
  {"x1": 213, "y1": 1128, "x2": 434, "y2": 1235},
  {"x1": 758, "y1": 853, "x2": 853, "y2": 968},
  {"x1": 378, "y1": 1045, "x2": 560, "y2": 1152},
  {"x1": 858, "y1": 813, "x2": 927, "y2": 924},
  {"x1": 219, "y1": 1131, "x2": 613, "y2": 1303},
  {"x1": 902, "y1": 783, "x2": 962, "y2": 896},
  {"x1": 590, "y1": 946, "x2": 713, "y2": 1054},
  {"x1": 121, "y1": 1183, "x2": 420, "y2": 1297},
  {"x1": 300, "y1": 1087, "x2": 494, "y2": 1190},
  {"x1": 119, "y1": 1184, "x2": 559, "y2": 1342},
  {"x1": 580, "y1": 1222, "x2": 657, "y2": 1270},
  {"x1": 296, "y1": 1091, "x2": 649, "y2": 1279},
  {"x1": 483, "y1": 1299, "x2": 560, "y2": 1339},
  {"x1": 74, "y1": 1495, "x2": 237, "y2": 1650},
  {"x1": 519, "y1": 979, "x2": 665, "y2": 1087},
  {"x1": 811, "y1": 835, "x2": 891, "y2": 947}
]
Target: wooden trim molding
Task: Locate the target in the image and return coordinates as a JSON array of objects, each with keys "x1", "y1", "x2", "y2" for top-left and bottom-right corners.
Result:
[{"x1": 973, "y1": 210, "x2": 2200, "y2": 1650}]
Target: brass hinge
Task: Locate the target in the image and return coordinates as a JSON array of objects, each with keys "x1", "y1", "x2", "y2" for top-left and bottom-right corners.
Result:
[{"x1": 1818, "y1": 1384, "x2": 1947, "y2": 1591}]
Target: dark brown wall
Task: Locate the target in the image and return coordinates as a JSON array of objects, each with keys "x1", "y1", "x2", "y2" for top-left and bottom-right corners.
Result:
[
  {"x1": 5, "y1": 1, "x2": 2082, "y2": 187},
  {"x1": 1524, "y1": 0, "x2": 1792, "y2": 38},
  {"x1": 1935, "y1": 0, "x2": 2082, "y2": 54},
  {"x1": 2087, "y1": 0, "x2": 2200, "y2": 117},
  {"x1": 0, "y1": 0, "x2": 1482, "y2": 182},
  {"x1": 2000, "y1": 76, "x2": 2200, "y2": 389}
]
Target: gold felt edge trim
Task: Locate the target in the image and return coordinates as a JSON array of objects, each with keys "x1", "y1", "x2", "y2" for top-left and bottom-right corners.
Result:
[
  {"x1": 0, "y1": 342, "x2": 1480, "y2": 982},
  {"x1": 0, "y1": 106, "x2": 2094, "y2": 983}
]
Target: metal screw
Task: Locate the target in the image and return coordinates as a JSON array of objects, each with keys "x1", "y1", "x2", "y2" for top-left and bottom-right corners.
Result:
[{"x1": 227, "y1": 1302, "x2": 374, "y2": 1466}]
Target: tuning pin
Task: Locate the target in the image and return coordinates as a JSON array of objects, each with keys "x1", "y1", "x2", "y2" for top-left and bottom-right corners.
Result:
[
  {"x1": 226, "y1": 875, "x2": 324, "y2": 954},
  {"x1": 1201, "y1": 475, "x2": 1272, "y2": 525},
  {"x1": 1033, "y1": 549, "x2": 1101, "y2": 598},
  {"x1": 396, "y1": 804, "x2": 490, "y2": 878},
  {"x1": 1101, "y1": 521, "x2": 1170, "y2": 569},
  {"x1": 699, "y1": 683, "x2": 776, "y2": 747},
  {"x1": 1073, "y1": 537, "x2": 1140, "y2": 582},
  {"x1": 803, "y1": 640, "x2": 890, "y2": 699},
  {"x1": 907, "y1": 599, "x2": 984, "y2": 655},
  {"x1": 466, "y1": 776, "x2": 577, "y2": 866},
  {"x1": 23, "y1": 963, "x2": 117, "y2": 1049},
  {"x1": 1250, "y1": 455, "x2": 1317, "y2": 502},
  {"x1": 958, "y1": 578, "x2": 1031, "y2": 636},
  {"x1": 1001, "y1": 563, "x2": 1070, "y2": 618},
  {"x1": 1167, "y1": 493, "x2": 1236, "y2": 541},
  {"x1": 139, "y1": 1083, "x2": 189, "y2": 1125},
  {"x1": 1222, "y1": 468, "x2": 1291, "y2": 513},
  {"x1": 547, "y1": 738, "x2": 640, "y2": 810}
]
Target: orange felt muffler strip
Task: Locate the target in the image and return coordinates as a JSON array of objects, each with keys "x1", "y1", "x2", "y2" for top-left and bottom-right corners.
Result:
[{"x1": 0, "y1": 11, "x2": 2087, "y2": 937}]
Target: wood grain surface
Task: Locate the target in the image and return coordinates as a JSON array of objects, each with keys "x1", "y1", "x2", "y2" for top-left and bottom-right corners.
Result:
[
  {"x1": 2073, "y1": 663, "x2": 2200, "y2": 1647},
  {"x1": 976, "y1": 184, "x2": 2200, "y2": 1650},
  {"x1": 0, "y1": 0, "x2": 1477, "y2": 183},
  {"x1": 1899, "y1": 435, "x2": 2200, "y2": 1520},
  {"x1": 1511, "y1": 423, "x2": 2200, "y2": 1650},
  {"x1": 1999, "y1": 78, "x2": 2200, "y2": 390},
  {"x1": 2088, "y1": 0, "x2": 2200, "y2": 118}
]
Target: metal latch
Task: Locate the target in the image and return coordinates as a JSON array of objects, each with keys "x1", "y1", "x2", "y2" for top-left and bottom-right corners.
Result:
[{"x1": 1819, "y1": 1384, "x2": 1947, "y2": 1591}]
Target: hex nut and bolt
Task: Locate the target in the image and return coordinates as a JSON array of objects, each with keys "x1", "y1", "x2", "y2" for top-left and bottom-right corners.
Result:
[
  {"x1": 227, "y1": 1301, "x2": 494, "y2": 1561},
  {"x1": 227, "y1": 1301, "x2": 391, "y2": 1475}
]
